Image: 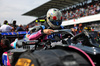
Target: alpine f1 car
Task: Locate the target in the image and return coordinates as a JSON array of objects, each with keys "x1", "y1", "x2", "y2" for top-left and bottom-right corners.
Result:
[
  {"x1": 2, "y1": 29, "x2": 100, "y2": 66},
  {"x1": 0, "y1": 31, "x2": 27, "y2": 65}
]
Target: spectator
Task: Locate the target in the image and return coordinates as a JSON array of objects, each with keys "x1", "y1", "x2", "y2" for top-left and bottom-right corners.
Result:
[
  {"x1": 25, "y1": 25, "x2": 29, "y2": 31},
  {"x1": 12, "y1": 20, "x2": 18, "y2": 31},
  {"x1": 0, "y1": 20, "x2": 13, "y2": 32},
  {"x1": 0, "y1": 39, "x2": 13, "y2": 65},
  {"x1": 16, "y1": 24, "x2": 24, "y2": 31},
  {"x1": 71, "y1": 28, "x2": 75, "y2": 35},
  {"x1": 78, "y1": 23, "x2": 84, "y2": 33},
  {"x1": 73, "y1": 24, "x2": 78, "y2": 35}
]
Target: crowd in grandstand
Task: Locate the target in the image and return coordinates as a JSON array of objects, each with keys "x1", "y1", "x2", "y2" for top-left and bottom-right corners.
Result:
[{"x1": 62, "y1": 0, "x2": 100, "y2": 20}]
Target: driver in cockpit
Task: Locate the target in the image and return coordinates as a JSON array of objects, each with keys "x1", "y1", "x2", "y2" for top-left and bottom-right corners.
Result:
[{"x1": 28, "y1": 8, "x2": 64, "y2": 41}]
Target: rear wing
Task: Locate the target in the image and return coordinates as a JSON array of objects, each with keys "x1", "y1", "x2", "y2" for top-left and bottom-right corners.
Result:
[
  {"x1": 1, "y1": 31, "x2": 27, "y2": 35},
  {"x1": 0, "y1": 31, "x2": 28, "y2": 42}
]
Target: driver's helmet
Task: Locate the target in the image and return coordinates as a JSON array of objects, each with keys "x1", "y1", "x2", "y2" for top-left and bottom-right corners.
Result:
[{"x1": 46, "y1": 8, "x2": 62, "y2": 29}]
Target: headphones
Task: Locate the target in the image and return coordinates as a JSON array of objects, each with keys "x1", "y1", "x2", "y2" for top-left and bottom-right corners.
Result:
[
  {"x1": 6, "y1": 23, "x2": 8, "y2": 25},
  {"x1": 3, "y1": 23, "x2": 8, "y2": 25}
]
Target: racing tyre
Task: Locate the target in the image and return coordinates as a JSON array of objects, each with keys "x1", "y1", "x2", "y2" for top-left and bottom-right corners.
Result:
[{"x1": 15, "y1": 49, "x2": 91, "y2": 66}]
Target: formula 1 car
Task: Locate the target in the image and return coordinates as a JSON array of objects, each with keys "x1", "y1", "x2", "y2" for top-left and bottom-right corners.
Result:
[
  {"x1": 71, "y1": 30, "x2": 100, "y2": 66},
  {"x1": 2, "y1": 29, "x2": 100, "y2": 66},
  {"x1": 0, "y1": 31, "x2": 27, "y2": 65}
]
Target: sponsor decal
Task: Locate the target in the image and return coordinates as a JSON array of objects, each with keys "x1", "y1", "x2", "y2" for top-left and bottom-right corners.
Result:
[
  {"x1": 15, "y1": 58, "x2": 32, "y2": 66},
  {"x1": 31, "y1": 64, "x2": 35, "y2": 66}
]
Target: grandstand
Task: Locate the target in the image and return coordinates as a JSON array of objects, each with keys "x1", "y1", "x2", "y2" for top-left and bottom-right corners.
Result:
[{"x1": 23, "y1": 0, "x2": 100, "y2": 30}]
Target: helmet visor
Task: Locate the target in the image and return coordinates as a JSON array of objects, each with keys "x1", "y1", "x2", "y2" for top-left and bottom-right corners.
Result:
[{"x1": 50, "y1": 20, "x2": 62, "y2": 26}]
